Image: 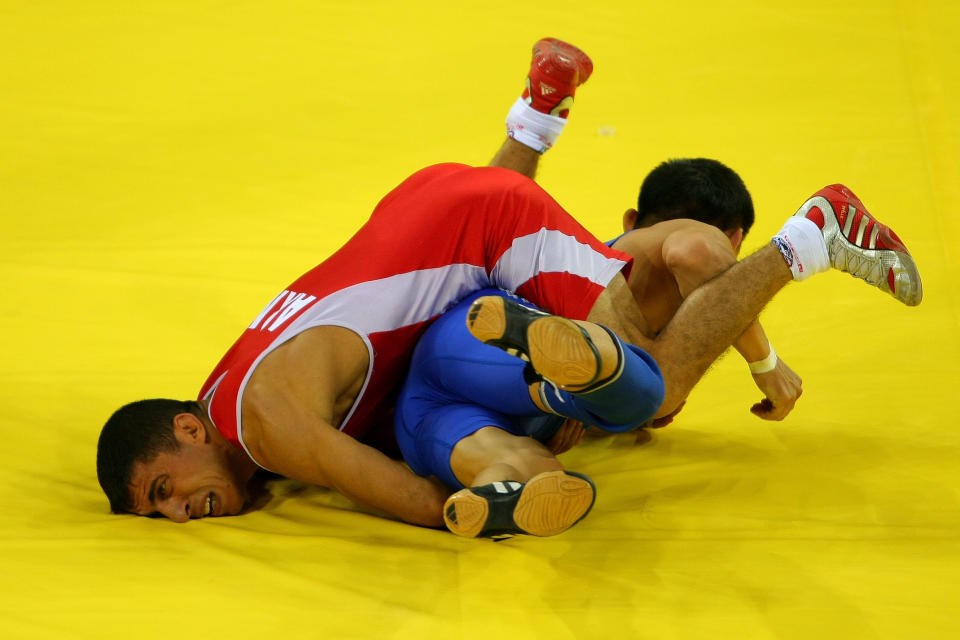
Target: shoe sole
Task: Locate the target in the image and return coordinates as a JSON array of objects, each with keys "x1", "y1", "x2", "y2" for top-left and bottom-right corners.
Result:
[
  {"x1": 443, "y1": 470, "x2": 596, "y2": 538},
  {"x1": 467, "y1": 296, "x2": 599, "y2": 388},
  {"x1": 535, "y1": 38, "x2": 594, "y2": 86},
  {"x1": 827, "y1": 233, "x2": 923, "y2": 306},
  {"x1": 443, "y1": 490, "x2": 490, "y2": 538},
  {"x1": 513, "y1": 470, "x2": 595, "y2": 537}
]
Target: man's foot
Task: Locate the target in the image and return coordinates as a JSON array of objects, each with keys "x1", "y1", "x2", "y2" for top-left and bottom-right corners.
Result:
[
  {"x1": 794, "y1": 185, "x2": 922, "y2": 306},
  {"x1": 522, "y1": 38, "x2": 593, "y2": 118},
  {"x1": 443, "y1": 470, "x2": 596, "y2": 538},
  {"x1": 466, "y1": 295, "x2": 604, "y2": 389}
]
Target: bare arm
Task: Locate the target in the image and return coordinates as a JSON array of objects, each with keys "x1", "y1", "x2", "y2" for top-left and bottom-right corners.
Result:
[
  {"x1": 251, "y1": 415, "x2": 449, "y2": 527},
  {"x1": 242, "y1": 328, "x2": 450, "y2": 527}
]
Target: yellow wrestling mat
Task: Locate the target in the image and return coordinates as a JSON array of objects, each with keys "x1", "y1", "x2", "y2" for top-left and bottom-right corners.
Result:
[{"x1": 2, "y1": 1, "x2": 958, "y2": 638}]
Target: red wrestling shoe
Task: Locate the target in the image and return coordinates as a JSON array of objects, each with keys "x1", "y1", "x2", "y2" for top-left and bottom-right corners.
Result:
[
  {"x1": 794, "y1": 185, "x2": 922, "y2": 306},
  {"x1": 522, "y1": 38, "x2": 593, "y2": 118}
]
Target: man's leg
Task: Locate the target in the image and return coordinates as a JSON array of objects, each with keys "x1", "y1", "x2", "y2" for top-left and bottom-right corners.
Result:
[
  {"x1": 586, "y1": 185, "x2": 922, "y2": 418},
  {"x1": 418, "y1": 288, "x2": 662, "y2": 434},
  {"x1": 451, "y1": 427, "x2": 562, "y2": 486},
  {"x1": 395, "y1": 290, "x2": 598, "y2": 538},
  {"x1": 490, "y1": 138, "x2": 541, "y2": 179},
  {"x1": 466, "y1": 292, "x2": 665, "y2": 430},
  {"x1": 394, "y1": 287, "x2": 664, "y2": 538},
  {"x1": 444, "y1": 427, "x2": 595, "y2": 538},
  {"x1": 641, "y1": 245, "x2": 791, "y2": 417},
  {"x1": 490, "y1": 38, "x2": 593, "y2": 178},
  {"x1": 396, "y1": 396, "x2": 596, "y2": 539},
  {"x1": 434, "y1": 291, "x2": 672, "y2": 538},
  {"x1": 466, "y1": 254, "x2": 787, "y2": 424}
]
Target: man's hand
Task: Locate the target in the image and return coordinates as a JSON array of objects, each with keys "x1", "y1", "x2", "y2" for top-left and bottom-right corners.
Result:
[
  {"x1": 548, "y1": 418, "x2": 585, "y2": 454},
  {"x1": 749, "y1": 358, "x2": 802, "y2": 420},
  {"x1": 647, "y1": 399, "x2": 685, "y2": 429}
]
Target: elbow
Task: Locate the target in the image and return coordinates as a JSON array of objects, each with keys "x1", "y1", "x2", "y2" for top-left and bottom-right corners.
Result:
[
  {"x1": 413, "y1": 503, "x2": 446, "y2": 529},
  {"x1": 663, "y1": 230, "x2": 736, "y2": 279},
  {"x1": 401, "y1": 483, "x2": 450, "y2": 529},
  {"x1": 420, "y1": 513, "x2": 446, "y2": 529}
]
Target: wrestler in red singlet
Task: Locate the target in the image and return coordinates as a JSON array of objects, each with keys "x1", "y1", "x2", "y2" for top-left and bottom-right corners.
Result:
[{"x1": 199, "y1": 163, "x2": 632, "y2": 462}]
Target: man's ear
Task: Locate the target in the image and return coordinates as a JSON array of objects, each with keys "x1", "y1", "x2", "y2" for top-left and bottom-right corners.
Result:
[
  {"x1": 623, "y1": 209, "x2": 639, "y2": 233},
  {"x1": 725, "y1": 227, "x2": 745, "y2": 254},
  {"x1": 172, "y1": 412, "x2": 208, "y2": 444}
]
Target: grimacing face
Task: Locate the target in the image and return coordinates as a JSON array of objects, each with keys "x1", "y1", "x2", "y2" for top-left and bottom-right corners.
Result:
[{"x1": 127, "y1": 419, "x2": 250, "y2": 522}]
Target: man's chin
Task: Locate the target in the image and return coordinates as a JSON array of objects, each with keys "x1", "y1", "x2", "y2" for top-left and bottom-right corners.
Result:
[
  {"x1": 221, "y1": 495, "x2": 247, "y2": 516},
  {"x1": 239, "y1": 474, "x2": 273, "y2": 513}
]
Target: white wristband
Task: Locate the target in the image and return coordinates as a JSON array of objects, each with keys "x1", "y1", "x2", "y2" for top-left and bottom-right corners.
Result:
[{"x1": 748, "y1": 343, "x2": 778, "y2": 374}]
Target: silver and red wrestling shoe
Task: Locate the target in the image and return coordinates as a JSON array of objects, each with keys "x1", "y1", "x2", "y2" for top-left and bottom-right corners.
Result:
[{"x1": 794, "y1": 184, "x2": 922, "y2": 306}]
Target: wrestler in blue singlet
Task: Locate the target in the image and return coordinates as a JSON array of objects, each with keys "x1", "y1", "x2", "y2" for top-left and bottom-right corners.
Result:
[{"x1": 395, "y1": 288, "x2": 665, "y2": 490}]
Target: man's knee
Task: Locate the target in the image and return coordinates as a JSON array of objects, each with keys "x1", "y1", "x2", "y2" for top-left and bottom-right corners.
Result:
[
  {"x1": 451, "y1": 427, "x2": 560, "y2": 485},
  {"x1": 549, "y1": 342, "x2": 665, "y2": 432}
]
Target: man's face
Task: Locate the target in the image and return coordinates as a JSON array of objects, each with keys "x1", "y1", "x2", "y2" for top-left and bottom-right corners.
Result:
[{"x1": 127, "y1": 425, "x2": 248, "y2": 522}]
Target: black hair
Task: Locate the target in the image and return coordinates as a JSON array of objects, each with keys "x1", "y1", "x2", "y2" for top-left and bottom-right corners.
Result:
[
  {"x1": 635, "y1": 158, "x2": 754, "y2": 235},
  {"x1": 96, "y1": 399, "x2": 202, "y2": 514}
]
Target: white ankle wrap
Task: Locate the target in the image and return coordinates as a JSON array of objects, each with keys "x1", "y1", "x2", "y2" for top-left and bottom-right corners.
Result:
[
  {"x1": 772, "y1": 217, "x2": 830, "y2": 281},
  {"x1": 505, "y1": 98, "x2": 567, "y2": 153}
]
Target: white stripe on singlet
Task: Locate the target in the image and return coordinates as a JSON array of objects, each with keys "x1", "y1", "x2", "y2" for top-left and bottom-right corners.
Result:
[
  {"x1": 234, "y1": 230, "x2": 625, "y2": 463},
  {"x1": 492, "y1": 228, "x2": 626, "y2": 292}
]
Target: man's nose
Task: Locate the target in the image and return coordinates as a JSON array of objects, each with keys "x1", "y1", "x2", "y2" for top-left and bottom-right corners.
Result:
[{"x1": 160, "y1": 498, "x2": 191, "y2": 523}]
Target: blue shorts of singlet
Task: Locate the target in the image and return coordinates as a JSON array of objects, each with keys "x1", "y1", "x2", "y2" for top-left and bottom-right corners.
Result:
[{"x1": 394, "y1": 288, "x2": 664, "y2": 490}]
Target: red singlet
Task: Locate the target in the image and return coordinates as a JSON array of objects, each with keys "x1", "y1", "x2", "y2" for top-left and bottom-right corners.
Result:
[{"x1": 198, "y1": 164, "x2": 632, "y2": 463}]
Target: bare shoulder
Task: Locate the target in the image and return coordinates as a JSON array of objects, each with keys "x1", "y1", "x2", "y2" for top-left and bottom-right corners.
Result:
[
  {"x1": 613, "y1": 219, "x2": 715, "y2": 255},
  {"x1": 280, "y1": 325, "x2": 370, "y2": 379},
  {"x1": 241, "y1": 325, "x2": 370, "y2": 470},
  {"x1": 613, "y1": 222, "x2": 715, "y2": 334},
  {"x1": 247, "y1": 326, "x2": 369, "y2": 405}
]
